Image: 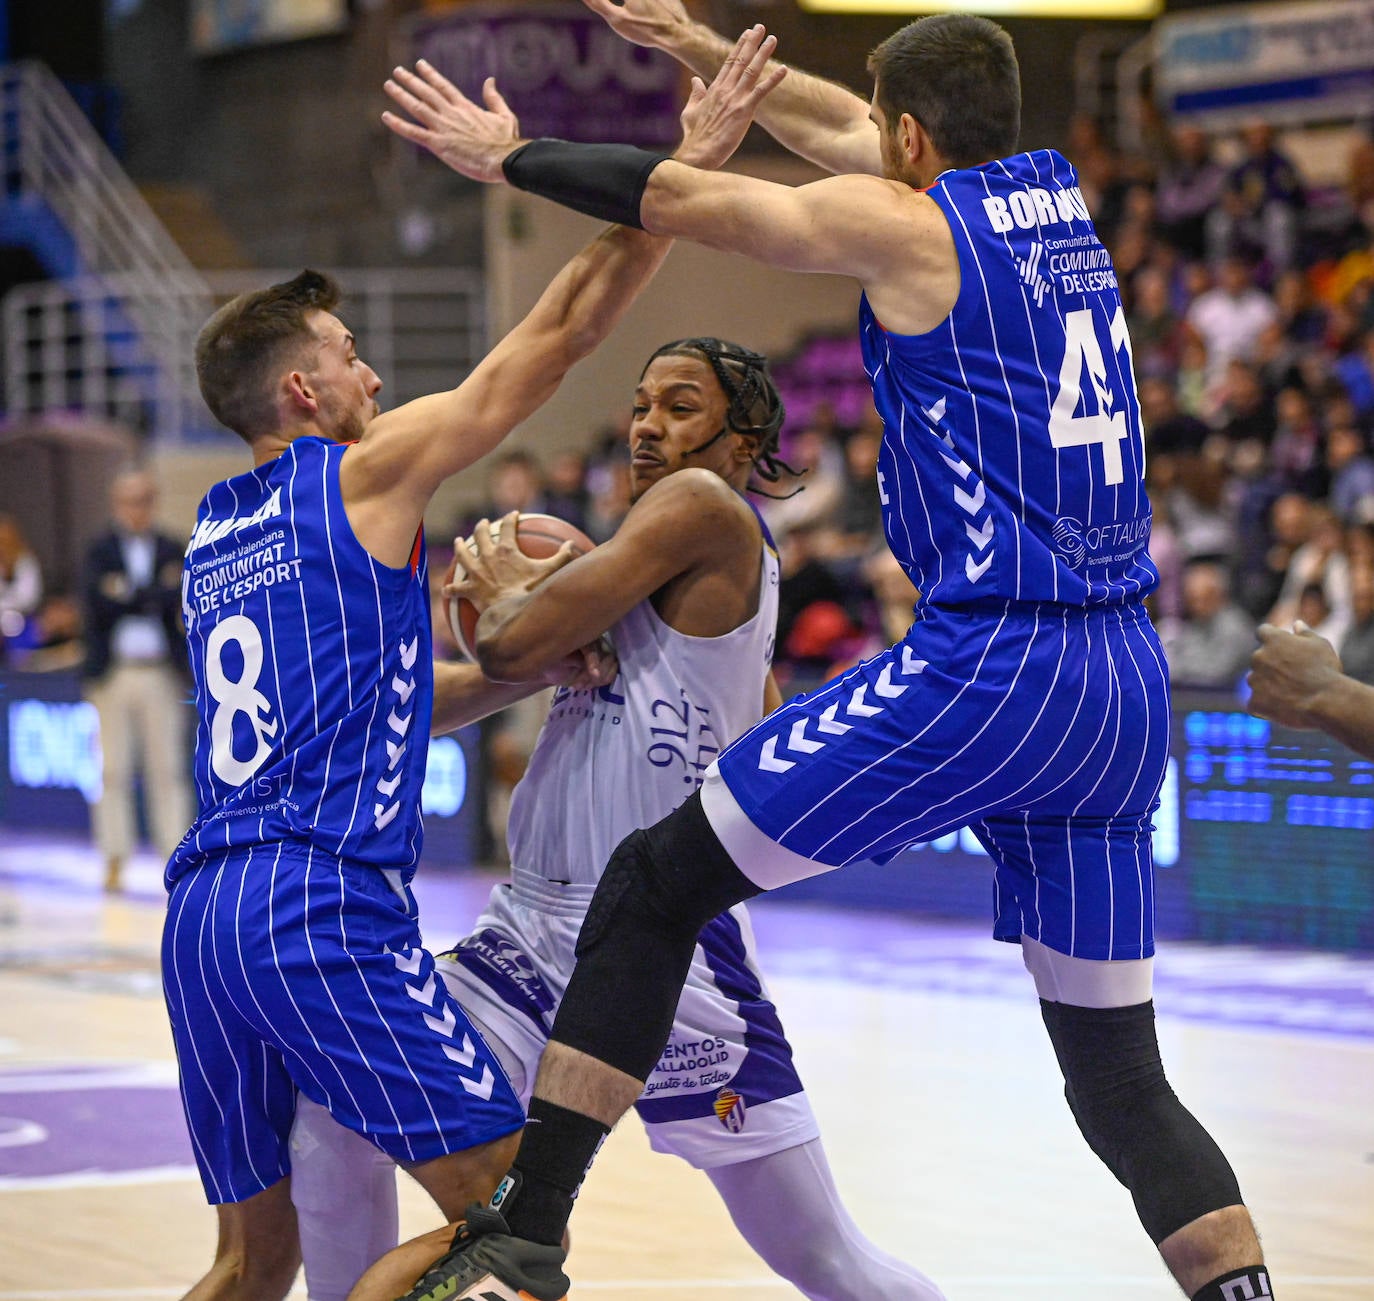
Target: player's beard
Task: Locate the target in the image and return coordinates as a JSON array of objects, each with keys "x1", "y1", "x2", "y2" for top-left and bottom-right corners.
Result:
[
  {"x1": 322, "y1": 392, "x2": 371, "y2": 444},
  {"x1": 880, "y1": 124, "x2": 921, "y2": 188}
]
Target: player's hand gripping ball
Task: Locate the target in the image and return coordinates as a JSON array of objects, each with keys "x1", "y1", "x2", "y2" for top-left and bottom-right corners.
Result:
[{"x1": 446, "y1": 511, "x2": 596, "y2": 661}]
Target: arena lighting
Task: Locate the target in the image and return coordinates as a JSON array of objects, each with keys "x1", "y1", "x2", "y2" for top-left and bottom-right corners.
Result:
[{"x1": 796, "y1": 0, "x2": 1162, "y2": 17}]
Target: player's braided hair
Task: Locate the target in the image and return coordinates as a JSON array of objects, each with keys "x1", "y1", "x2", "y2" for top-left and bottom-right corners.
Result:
[{"x1": 642, "y1": 337, "x2": 803, "y2": 496}]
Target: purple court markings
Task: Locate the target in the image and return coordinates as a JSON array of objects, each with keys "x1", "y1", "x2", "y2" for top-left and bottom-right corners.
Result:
[{"x1": 0, "y1": 1062, "x2": 196, "y2": 1188}]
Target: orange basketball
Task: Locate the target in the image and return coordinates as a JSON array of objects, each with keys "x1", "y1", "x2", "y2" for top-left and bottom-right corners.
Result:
[{"x1": 446, "y1": 513, "x2": 596, "y2": 662}]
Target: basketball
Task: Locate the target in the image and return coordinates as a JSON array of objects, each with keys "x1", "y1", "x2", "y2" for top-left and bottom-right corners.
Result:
[{"x1": 446, "y1": 513, "x2": 596, "y2": 662}]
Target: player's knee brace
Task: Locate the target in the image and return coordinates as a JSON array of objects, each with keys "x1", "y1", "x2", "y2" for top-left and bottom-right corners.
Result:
[
  {"x1": 1040, "y1": 999, "x2": 1243, "y2": 1245},
  {"x1": 555, "y1": 791, "x2": 759, "y2": 1081}
]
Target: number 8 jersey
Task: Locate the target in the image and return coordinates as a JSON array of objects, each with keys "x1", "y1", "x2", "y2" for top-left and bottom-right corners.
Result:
[
  {"x1": 167, "y1": 436, "x2": 432, "y2": 883},
  {"x1": 863, "y1": 148, "x2": 1157, "y2": 608}
]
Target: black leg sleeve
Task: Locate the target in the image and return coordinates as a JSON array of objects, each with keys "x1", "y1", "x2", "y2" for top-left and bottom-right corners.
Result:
[{"x1": 549, "y1": 792, "x2": 760, "y2": 1082}]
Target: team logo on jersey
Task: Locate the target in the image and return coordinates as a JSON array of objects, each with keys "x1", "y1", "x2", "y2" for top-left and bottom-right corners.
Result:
[
  {"x1": 1052, "y1": 516, "x2": 1087, "y2": 569},
  {"x1": 186, "y1": 487, "x2": 283, "y2": 554},
  {"x1": 1015, "y1": 241, "x2": 1053, "y2": 307},
  {"x1": 714, "y1": 1087, "x2": 747, "y2": 1133}
]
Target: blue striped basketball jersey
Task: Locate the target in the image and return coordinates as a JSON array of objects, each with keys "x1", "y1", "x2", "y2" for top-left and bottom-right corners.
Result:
[
  {"x1": 168, "y1": 436, "x2": 432, "y2": 882},
  {"x1": 862, "y1": 148, "x2": 1157, "y2": 608}
]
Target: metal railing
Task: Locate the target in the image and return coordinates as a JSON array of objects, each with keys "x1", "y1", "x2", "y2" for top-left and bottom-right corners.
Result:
[
  {"x1": 1, "y1": 61, "x2": 212, "y2": 436},
  {"x1": 3, "y1": 268, "x2": 487, "y2": 440},
  {"x1": 0, "y1": 61, "x2": 487, "y2": 439}
]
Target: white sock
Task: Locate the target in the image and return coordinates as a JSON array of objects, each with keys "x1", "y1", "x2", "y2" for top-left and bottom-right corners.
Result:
[
  {"x1": 289, "y1": 1094, "x2": 401, "y2": 1301},
  {"x1": 706, "y1": 1138, "x2": 946, "y2": 1301}
]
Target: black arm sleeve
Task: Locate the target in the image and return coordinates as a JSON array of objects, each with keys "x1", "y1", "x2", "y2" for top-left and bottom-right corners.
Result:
[{"x1": 502, "y1": 139, "x2": 671, "y2": 230}]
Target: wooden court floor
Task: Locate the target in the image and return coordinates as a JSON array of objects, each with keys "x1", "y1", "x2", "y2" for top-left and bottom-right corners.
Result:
[{"x1": 0, "y1": 836, "x2": 1370, "y2": 1300}]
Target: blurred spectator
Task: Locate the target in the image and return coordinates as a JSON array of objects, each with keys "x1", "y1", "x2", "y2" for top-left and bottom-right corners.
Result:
[
  {"x1": 1155, "y1": 125, "x2": 1227, "y2": 262},
  {"x1": 1066, "y1": 112, "x2": 1130, "y2": 241},
  {"x1": 1228, "y1": 439, "x2": 1285, "y2": 618},
  {"x1": 1139, "y1": 374, "x2": 1208, "y2": 456},
  {"x1": 1168, "y1": 453, "x2": 1235, "y2": 561},
  {"x1": 1326, "y1": 424, "x2": 1374, "y2": 523},
  {"x1": 1146, "y1": 485, "x2": 1185, "y2": 623},
  {"x1": 81, "y1": 469, "x2": 192, "y2": 893},
  {"x1": 1216, "y1": 360, "x2": 1277, "y2": 446},
  {"x1": 544, "y1": 450, "x2": 591, "y2": 535},
  {"x1": 1268, "y1": 386, "x2": 1325, "y2": 495},
  {"x1": 585, "y1": 449, "x2": 633, "y2": 543},
  {"x1": 1333, "y1": 328, "x2": 1374, "y2": 421},
  {"x1": 1268, "y1": 502, "x2": 1351, "y2": 640},
  {"x1": 1128, "y1": 267, "x2": 1185, "y2": 374},
  {"x1": 833, "y1": 423, "x2": 885, "y2": 551},
  {"x1": 1208, "y1": 121, "x2": 1305, "y2": 273},
  {"x1": 1270, "y1": 269, "x2": 1328, "y2": 348},
  {"x1": 0, "y1": 514, "x2": 44, "y2": 659},
  {"x1": 1295, "y1": 579, "x2": 1343, "y2": 646},
  {"x1": 1163, "y1": 560, "x2": 1256, "y2": 690},
  {"x1": 1185, "y1": 255, "x2": 1279, "y2": 390},
  {"x1": 1340, "y1": 563, "x2": 1374, "y2": 684},
  {"x1": 862, "y1": 548, "x2": 918, "y2": 647},
  {"x1": 774, "y1": 521, "x2": 854, "y2": 687},
  {"x1": 463, "y1": 450, "x2": 548, "y2": 536},
  {"x1": 762, "y1": 424, "x2": 845, "y2": 540}
]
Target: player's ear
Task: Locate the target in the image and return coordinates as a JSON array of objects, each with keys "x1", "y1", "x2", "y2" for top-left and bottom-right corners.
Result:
[
  {"x1": 285, "y1": 369, "x2": 318, "y2": 415},
  {"x1": 900, "y1": 113, "x2": 925, "y2": 164}
]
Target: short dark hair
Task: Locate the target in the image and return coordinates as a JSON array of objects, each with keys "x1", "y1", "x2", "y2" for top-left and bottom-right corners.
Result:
[
  {"x1": 867, "y1": 15, "x2": 1020, "y2": 169},
  {"x1": 195, "y1": 269, "x2": 341, "y2": 442},
  {"x1": 642, "y1": 338, "x2": 789, "y2": 488}
]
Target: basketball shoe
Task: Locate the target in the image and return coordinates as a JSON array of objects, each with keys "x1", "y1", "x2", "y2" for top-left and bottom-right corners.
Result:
[{"x1": 395, "y1": 1204, "x2": 569, "y2": 1301}]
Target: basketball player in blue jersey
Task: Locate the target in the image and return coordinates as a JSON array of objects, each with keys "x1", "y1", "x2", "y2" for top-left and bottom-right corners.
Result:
[
  {"x1": 379, "y1": 15, "x2": 1273, "y2": 1301},
  {"x1": 291, "y1": 339, "x2": 942, "y2": 1301},
  {"x1": 158, "y1": 35, "x2": 785, "y2": 1300}
]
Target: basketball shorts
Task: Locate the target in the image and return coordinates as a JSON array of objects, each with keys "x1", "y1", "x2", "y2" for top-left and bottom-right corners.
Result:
[
  {"x1": 438, "y1": 869, "x2": 819, "y2": 1169},
  {"x1": 711, "y1": 602, "x2": 1170, "y2": 961},
  {"x1": 162, "y1": 842, "x2": 524, "y2": 1204}
]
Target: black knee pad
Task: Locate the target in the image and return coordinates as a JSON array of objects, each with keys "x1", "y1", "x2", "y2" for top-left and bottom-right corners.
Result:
[
  {"x1": 1040, "y1": 999, "x2": 1243, "y2": 1245},
  {"x1": 553, "y1": 792, "x2": 759, "y2": 1081}
]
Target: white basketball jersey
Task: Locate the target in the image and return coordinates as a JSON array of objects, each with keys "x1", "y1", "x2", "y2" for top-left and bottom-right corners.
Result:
[{"x1": 506, "y1": 536, "x2": 779, "y2": 886}]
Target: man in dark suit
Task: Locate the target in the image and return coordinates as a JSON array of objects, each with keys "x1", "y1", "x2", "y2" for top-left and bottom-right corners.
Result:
[{"x1": 82, "y1": 468, "x2": 191, "y2": 891}]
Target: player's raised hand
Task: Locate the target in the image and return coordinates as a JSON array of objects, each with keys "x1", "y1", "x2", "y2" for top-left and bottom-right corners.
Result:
[
  {"x1": 445, "y1": 513, "x2": 577, "y2": 612},
  {"x1": 382, "y1": 61, "x2": 523, "y2": 184},
  {"x1": 1246, "y1": 621, "x2": 1344, "y2": 729},
  {"x1": 674, "y1": 25, "x2": 786, "y2": 171},
  {"x1": 579, "y1": 0, "x2": 690, "y2": 50}
]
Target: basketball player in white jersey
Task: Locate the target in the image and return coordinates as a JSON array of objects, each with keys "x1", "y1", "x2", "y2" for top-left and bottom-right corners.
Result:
[
  {"x1": 381, "y1": 17, "x2": 1270, "y2": 1301},
  {"x1": 293, "y1": 338, "x2": 943, "y2": 1301}
]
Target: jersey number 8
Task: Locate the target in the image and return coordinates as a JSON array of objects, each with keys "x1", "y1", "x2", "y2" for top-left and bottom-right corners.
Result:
[{"x1": 205, "y1": 613, "x2": 279, "y2": 787}]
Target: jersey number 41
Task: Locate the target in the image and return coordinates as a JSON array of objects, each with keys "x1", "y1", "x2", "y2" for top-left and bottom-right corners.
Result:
[{"x1": 1048, "y1": 305, "x2": 1138, "y2": 488}]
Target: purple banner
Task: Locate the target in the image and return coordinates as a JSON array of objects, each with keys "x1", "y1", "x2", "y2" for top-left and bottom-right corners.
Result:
[{"x1": 409, "y1": 5, "x2": 684, "y2": 148}]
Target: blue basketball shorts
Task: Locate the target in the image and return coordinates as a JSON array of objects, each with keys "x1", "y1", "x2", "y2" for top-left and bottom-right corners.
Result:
[
  {"x1": 161, "y1": 842, "x2": 523, "y2": 1204},
  {"x1": 709, "y1": 602, "x2": 1170, "y2": 961}
]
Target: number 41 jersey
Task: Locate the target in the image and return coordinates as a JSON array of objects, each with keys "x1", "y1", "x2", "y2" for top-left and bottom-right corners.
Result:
[
  {"x1": 167, "y1": 436, "x2": 432, "y2": 883},
  {"x1": 862, "y1": 148, "x2": 1157, "y2": 608}
]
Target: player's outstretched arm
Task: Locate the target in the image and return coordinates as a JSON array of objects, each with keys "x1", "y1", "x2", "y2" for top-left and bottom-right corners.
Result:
[
  {"x1": 579, "y1": 0, "x2": 880, "y2": 176},
  {"x1": 462, "y1": 470, "x2": 754, "y2": 683},
  {"x1": 1248, "y1": 622, "x2": 1374, "y2": 760},
  {"x1": 430, "y1": 649, "x2": 618, "y2": 734}
]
